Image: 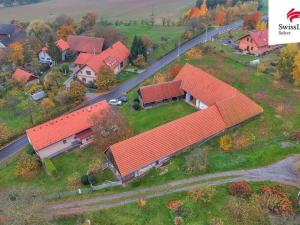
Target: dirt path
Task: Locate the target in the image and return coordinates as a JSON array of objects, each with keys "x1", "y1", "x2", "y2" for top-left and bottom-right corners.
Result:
[{"x1": 48, "y1": 155, "x2": 300, "y2": 217}]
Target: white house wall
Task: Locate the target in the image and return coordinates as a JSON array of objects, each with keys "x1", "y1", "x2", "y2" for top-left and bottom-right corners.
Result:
[
  {"x1": 37, "y1": 135, "x2": 77, "y2": 159},
  {"x1": 77, "y1": 66, "x2": 97, "y2": 84}
]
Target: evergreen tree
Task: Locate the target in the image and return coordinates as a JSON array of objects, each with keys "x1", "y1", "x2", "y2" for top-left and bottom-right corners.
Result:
[
  {"x1": 48, "y1": 36, "x2": 61, "y2": 63},
  {"x1": 130, "y1": 36, "x2": 147, "y2": 63}
]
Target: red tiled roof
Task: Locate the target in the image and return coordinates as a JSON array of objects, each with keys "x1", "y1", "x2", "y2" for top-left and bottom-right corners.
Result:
[
  {"x1": 26, "y1": 101, "x2": 110, "y2": 151},
  {"x1": 67, "y1": 35, "x2": 104, "y2": 54},
  {"x1": 175, "y1": 64, "x2": 237, "y2": 106},
  {"x1": 108, "y1": 64, "x2": 264, "y2": 178},
  {"x1": 56, "y1": 39, "x2": 69, "y2": 52},
  {"x1": 139, "y1": 80, "x2": 184, "y2": 104},
  {"x1": 74, "y1": 53, "x2": 95, "y2": 65},
  {"x1": 12, "y1": 68, "x2": 37, "y2": 84},
  {"x1": 85, "y1": 41, "x2": 130, "y2": 73},
  {"x1": 216, "y1": 91, "x2": 263, "y2": 128},
  {"x1": 241, "y1": 30, "x2": 269, "y2": 48},
  {"x1": 110, "y1": 106, "x2": 227, "y2": 177}
]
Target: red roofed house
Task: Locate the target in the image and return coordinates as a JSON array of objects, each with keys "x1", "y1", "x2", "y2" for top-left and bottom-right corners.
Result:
[
  {"x1": 75, "y1": 41, "x2": 130, "y2": 84},
  {"x1": 239, "y1": 30, "x2": 275, "y2": 55},
  {"x1": 12, "y1": 68, "x2": 39, "y2": 85},
  {"x1": 138, "y1": 80, "x2": 184, "y2": 108},
  {"x1": 105, "y1": 64, "x2": 263, "y2": 183},
  {"x1": 56, "y1": 35, "x2": 104, "y2": 61},
  {"x1": 26, "y1": 101, "x2": 110, "y2": 159}
]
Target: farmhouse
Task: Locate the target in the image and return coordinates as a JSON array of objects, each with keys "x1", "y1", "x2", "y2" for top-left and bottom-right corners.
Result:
[
  {"x1": 56, "y1": 35, "x2": 105, "y2": 61},
  {"x1": 138, "y1": 80, "x2": 184, "y2": 108},
  {"x1": 0, "y1": 24, "x2": 26, "y2": 47},
  {"x1": 26, "y1": 100, "x2": 110, "y2": 159},
  {"x1": 239, "y1": 30, "x2": 274, "y2": 55},
  {"x1": 38, "y1": 47, "x2": 54, "y2": 66},
  {"x1": 12, "y1": 68, "x2": 39, "y2": 85},
  {"x1": 105, "y1": 64, "x2": 263, "y2": 183},
  {"x1": 75, "y1": 41, "x2": 130, "y2": 84}
]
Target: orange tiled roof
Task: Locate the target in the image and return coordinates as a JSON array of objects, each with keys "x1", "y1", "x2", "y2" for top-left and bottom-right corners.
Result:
[
  {"x1": 139, "y1": 80, "x2": 184, "y2": 104},
  {"x1": 74, "y1": 53, "x2": 95, "y2": 65},
  {"x1": 175, "y1": 64, "x2": 237, "y2": 106},
  {"x1": 108, "y1": 64, "x2": 263, "y2": 178},
  {"x1": 67, "y1": 35, "x2": 104, "y2": 54},
  {"x1": 110, "y1": 106, "x2": 227, "y2": 177},
  {"x1": 12, "y1": 68, "x2": 37, "y2": 84},
  {"x1": 216, "y1": 91, "x2": 263, "y2": 128},
  {"x1": 56, "y1": 39, "x2": 69, "y2": 52},
  {"x1": 26, "y1": 101, "x2": 110, "y2": 151},
  {"x1": 85, "y1": 41, "x2": 130, "y2": 73}
]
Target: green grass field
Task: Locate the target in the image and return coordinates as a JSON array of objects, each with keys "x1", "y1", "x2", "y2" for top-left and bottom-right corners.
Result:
[
  {"x1": 115, "y1": 24, "x2": 184, "y2": 61},
  {"x1": 54, "y1": 182, "x2": 299, "y2": 225}
]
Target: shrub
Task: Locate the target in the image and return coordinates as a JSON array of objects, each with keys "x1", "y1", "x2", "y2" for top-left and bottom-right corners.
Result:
[
  {"x1": 60, "y1": 63, "x2": 70, "y2": 74},
  {"x1": 81, "y1": 175, "x2": 89, "y2": 185},
  {"x1": 185, "y1": 148, "x2": 208, "y2": 173},
  {"x1": 167, "y1": 200, "x2": 184, "y2": 214},
  {"x1": 67, "y1": 172, "x2": 81, "y2": 189},
  {"x1": 173, "y1": 216, "x2": 184, "y2": 225},
  {"x1": 257, "y1": 63, "x2": 267, "y2": 73},
  {"x1": 227, "y1": 196, "x2": 270, "y2": 225},
  {"x1": 137, "y1": 198, "x2": 147, "y2": 208},
  {"x1": 132, "y1": 102, "x2": 141, "y2": 111},
  {"x1": 259, "y1": 186, "x2": 294, "y2": 215},
  {"x1": 219, "y1": 135, "x2": 232, "y2": 152},
  {"x1": 209, "y1": 217, "x2": 224, "y2": 225},
  {"x1": 228, "y1": 181, "x2": 252, "y2": 197},
  {"x1": 88, "y1": 158, "x2": 103, "y2": 175},
  {"x1": 26, "y1": 146, "x2": 36, "y2": 156},
  {"x1": 15, "y1": 153, "x2": 40, "y2": 179},
  {"x1": 188, "y1": 186, "x2": 216, "y2": 204},
  {"x1": 88, "y1": 174, "x2": 97, "y2": 185},
  {"x1": 133, "y1": 97, "x2": 140, "y2": 103},
  {"x1": 43, "y1": 157, "x2": 57, "y2": 177}
]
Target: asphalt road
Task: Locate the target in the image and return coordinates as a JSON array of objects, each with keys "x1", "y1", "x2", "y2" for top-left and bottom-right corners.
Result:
[{"x1": 0, "y1": 20, "x2": 244, "y2": 162}]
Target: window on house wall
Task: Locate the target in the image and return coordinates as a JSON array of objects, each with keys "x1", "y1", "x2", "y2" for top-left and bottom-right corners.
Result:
[
  {"x1": 120, "y1": 61, "x2": 124, "y2": 68},
  {"x1": 63, "y1": 139, "x2": 67, "y2": 144},
  {"x1": 251, "y1": 47, "x2": 254, "y2": 50},
  {"x1": 86, "y1": 70, "x2": 91, "y2": 75}
]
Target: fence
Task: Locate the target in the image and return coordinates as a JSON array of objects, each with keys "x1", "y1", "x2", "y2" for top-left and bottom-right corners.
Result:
[{"x1": 43, "y1": 181, "x2": 122, "y2": 200}]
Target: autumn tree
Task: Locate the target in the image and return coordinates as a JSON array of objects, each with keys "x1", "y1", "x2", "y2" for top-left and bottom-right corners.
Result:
[
  {"x1": 40, "y1": 98, "x2": 55, "y2": 117},
  {"x1": 96, "y1": 66, "x2": 115, "y2": 90},
  {"x1": 292, "y1": 51, "x2": 300, "y2": 86},
  {"x1": 142, "y1": 36, "x2": 153, "y2": 49},
  {"x1": 215, "y1": 6, "x2": 226, "y2": 26},
  {"x1": 167, "y1": 64, "x2": 182, "y2": 80},
  {"x1": 256, "y1": 20, "x2": 267, "y2": 31},
  {"x1": 80, "y1": 12, "x2": 97, "y2": 32},
  {"x1": 44, "y1": 70, "x2": 64, "y2": 95},
  {"x1": 15, "y1": 153, "x2": 41, "y2": 179},
  {"x1": 0, "y1": 122, "x2": 9, "y2": 145},
  {"x1": 199, "y1": 0, "x2": 208, "y2": 17},
  {"x1": 8, "y1": 42, "x2": 24, "y2": 65},
  {"x1": 243, "y1": 11, "x2": 262, "y2": 30},
  {"x1": 53, "y1": 14, "x2": 75, "y2": 30},
  {"x1": 68, "y1": 80, "x2": 86, "y2": 101},
  {"x1": 56, "y1": 24, "x2": 76, "y2": 40},
  {"x1": 27, "y1": 20, "x2": 53, "y2": 46},
  {"x1": 91, "y1": 108, "x2": 132, "y2": 153},
  {"x1": 278, "y1": 43, "x2": 299, "y2": 81},
  {"x1": 0, "y1": 186, "x2": 48, "y2": 225},
  {"x1": 133, "y1": 54, "x2": 148, "y2": 69}
]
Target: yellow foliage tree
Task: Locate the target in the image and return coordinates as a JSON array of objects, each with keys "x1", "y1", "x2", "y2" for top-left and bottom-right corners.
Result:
[
  {"x1": 137, "y1": 198, "x2": 147, "y2": 208},
  {"x1": 219, "y1": 135, "x2": 232, "y2": 152},
  {"x1": 56, "y1": 24, "x2": 76, "y2": 40},
  {"x1": 199, "y1": 0, "x2": 208, "y2": 17},
  {"x1": 9, "y1": 42, "x2": 24, "y2": 65},
  {"x1": 293, "y1": 51, "x2": 300, "y2": 86},
  {"x1": 96, "y1": 66, "x2": 116, "y2": 90},
  {"x1": 41, "y1": 98, "x2": 55, "y2": 115},
  {"x1": 0, "y1": 122, "x2": 9, "y2": 145},
  {"x1": 256, "y1": 20, "x2": 267, "y2": 31}
]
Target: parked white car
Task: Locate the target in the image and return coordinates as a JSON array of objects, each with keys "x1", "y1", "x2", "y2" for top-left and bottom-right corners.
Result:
[{"x1": 109, "y1": 99, "x2": 122, "y2": 106}]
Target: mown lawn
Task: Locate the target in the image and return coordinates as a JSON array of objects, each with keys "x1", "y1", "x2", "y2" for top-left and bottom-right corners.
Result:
[
  {"x1": 0, "y1": 146, "x2": 111, "y2": 193},
  {"x1": 54, "y1": 182, "x2": 299, "y2": 225},
  {"x1": 115, "y1": 24, "x2": 184, "y2": 60}
]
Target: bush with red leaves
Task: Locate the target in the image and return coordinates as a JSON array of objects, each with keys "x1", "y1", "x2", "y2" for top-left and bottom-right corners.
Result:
[{"x1": 228, "y1": 181, "x2": 252, "y2": 197}]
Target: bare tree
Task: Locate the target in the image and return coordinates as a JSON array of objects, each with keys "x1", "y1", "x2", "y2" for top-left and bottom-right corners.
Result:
[
  {"x1": 91, "y1": 108, "x2": 132, "y2": 154},
  {"x1": 0, "y1": 186, "x2": 49, "y2": 225}
]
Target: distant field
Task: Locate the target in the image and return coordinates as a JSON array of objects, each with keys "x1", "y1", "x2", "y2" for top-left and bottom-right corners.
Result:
[{"x1": 0, "y1": 0, "x2": 195, "y2": 23}]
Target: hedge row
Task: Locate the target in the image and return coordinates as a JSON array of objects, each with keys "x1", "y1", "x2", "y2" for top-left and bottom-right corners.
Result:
[{"x1": 44, "y1": 157, "x2": 57, "y2": 177}]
